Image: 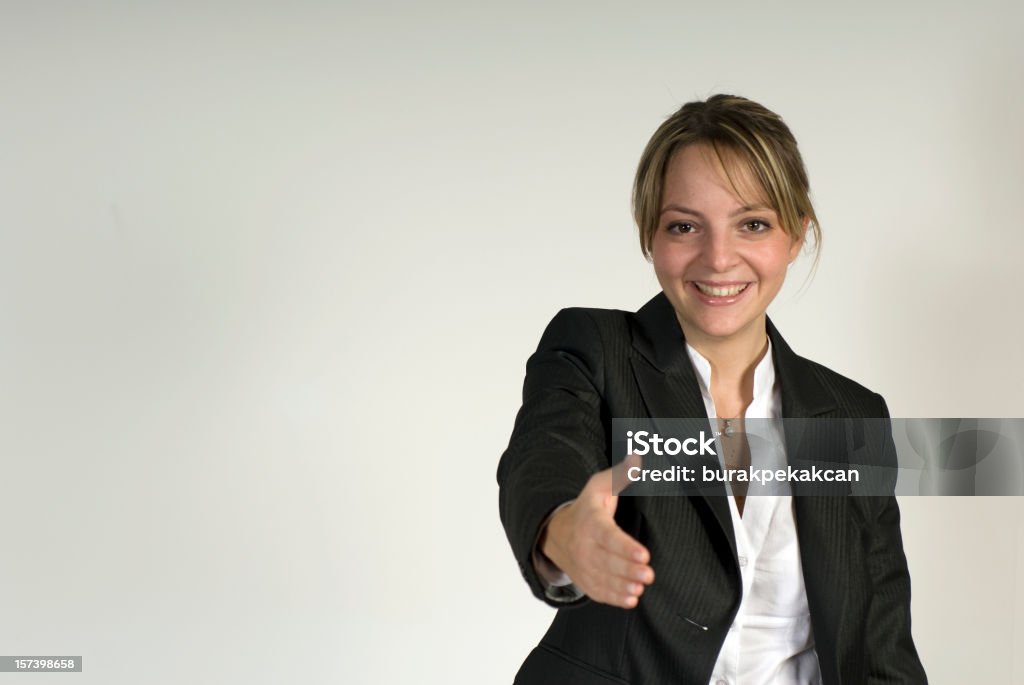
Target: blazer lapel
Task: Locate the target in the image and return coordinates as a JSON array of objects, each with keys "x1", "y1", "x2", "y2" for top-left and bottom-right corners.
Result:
[
  {"x1": 629, "y1": 293, "x2": 852, "y2": 677},
  {"x1": 629, "y1": 293, "x2": 734, "y2": 555},
  {"x1": 766, "y1": 317, "x2": 837, "y2": 418},
  {"x1": 767, "y1": 317, "x2": 851, "y2": 682}
]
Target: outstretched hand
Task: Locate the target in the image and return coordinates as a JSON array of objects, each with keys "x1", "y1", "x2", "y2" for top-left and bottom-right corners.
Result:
[{"x1": 540, "y1": 453, "x2": 654, "y2": 608}]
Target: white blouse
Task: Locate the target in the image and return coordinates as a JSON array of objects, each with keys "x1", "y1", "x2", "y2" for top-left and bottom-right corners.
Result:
[{"x1": 686, "y1": 340, "x2": 823, "y2": 685}]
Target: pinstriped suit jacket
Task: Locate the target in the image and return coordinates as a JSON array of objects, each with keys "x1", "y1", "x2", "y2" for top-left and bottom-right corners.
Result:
[{"x1": 497, "y1": 292, "x2": 927, "y2": 684}]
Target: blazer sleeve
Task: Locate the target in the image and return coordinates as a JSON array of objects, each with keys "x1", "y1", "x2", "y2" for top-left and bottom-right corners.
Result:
[
  {"x1": 865, "y1": 395, "x2": 929, "y2": 684},
  {"x1": 497, "y1": 308, "x2": 610, "y2": 608}
]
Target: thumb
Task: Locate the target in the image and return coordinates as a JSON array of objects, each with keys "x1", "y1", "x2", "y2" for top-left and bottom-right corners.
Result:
[
  {"x1": 611, "y1": 452, "x2": 643, "y2": 496},
  {"x1": 583, "y1": 453, "x2": 643, "y2": 515}
]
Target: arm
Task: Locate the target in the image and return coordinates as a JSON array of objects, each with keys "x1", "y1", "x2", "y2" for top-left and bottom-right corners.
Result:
[
  {"x1": 865, "y1": 396, "x2": 928, "y2": 684},
  {"x1": 532, "y1": 501, "x2": 585, "y2": 603},
  {"x1": 497, "y1": 308, "x2": 653, "y2": 610},
  {"x1": 497, "y1": 308, "x2": 608, "y2": 607}
]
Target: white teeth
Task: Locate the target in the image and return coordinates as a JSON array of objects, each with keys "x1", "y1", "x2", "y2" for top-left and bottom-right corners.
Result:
[{"x1": 695, "y1": 282, "x2": 748, "y2": 297}]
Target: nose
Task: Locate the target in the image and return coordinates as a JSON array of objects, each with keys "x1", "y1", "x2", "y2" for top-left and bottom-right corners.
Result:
[{"x1": 700, "y1": 227, "x2": 740, "y2": 273}]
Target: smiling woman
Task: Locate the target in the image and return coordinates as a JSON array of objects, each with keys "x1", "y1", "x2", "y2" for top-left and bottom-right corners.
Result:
[
  {"x1": 497, "y1": 94, "x2": 928, "y2": 684},
  {"x1": 652, "y1": 144, "x2": 803, "y2": 353}
]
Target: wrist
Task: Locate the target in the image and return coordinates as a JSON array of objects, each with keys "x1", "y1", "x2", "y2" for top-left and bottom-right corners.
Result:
[{"x1": 540, "y1": 501, "x2": 572, "y2": 571}]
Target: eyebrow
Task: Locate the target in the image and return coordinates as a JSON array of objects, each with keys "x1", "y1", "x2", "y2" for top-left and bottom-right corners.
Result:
[{"x1": 659, "y1": 204, "x2": 773, "y2": 218}]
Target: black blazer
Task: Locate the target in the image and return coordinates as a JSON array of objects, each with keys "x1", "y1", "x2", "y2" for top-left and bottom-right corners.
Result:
[{"x1": 497, "y1": 292, "x2": 927, "y2": 685}]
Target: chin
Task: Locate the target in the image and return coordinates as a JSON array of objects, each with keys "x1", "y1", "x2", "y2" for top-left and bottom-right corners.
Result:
[
  {"x1": 695, "y1": 325, "x2": 745, "y2": 340},
  {"x1": 684, "y1": 313, "x2": 757, "y2": 341}
]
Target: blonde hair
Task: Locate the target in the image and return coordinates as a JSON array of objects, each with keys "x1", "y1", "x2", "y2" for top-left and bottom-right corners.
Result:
[{"x1": 633, "y1": 94, "x2": 821, "y2": 267}]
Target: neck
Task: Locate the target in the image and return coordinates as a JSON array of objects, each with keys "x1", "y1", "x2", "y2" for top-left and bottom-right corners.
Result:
[{"x1": 680, "y1": 317, "x2": 770, "y2": 397}]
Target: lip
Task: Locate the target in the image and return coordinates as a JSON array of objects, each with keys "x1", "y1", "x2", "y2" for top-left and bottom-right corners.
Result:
[{"x1": 688, "y1": 281, "x2": 753, "y2": 306}]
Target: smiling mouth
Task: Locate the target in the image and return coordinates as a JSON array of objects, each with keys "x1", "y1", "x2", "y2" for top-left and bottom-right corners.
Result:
[{"x1": 693, "y1": 282, "x2": 750, "y2": 297}]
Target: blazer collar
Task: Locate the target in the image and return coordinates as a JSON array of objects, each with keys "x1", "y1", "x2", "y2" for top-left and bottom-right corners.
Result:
[
  {"x1": 632, "y1": 291, "x2": 693, "y2": 378},
  {"x1": 631, "y1": 292, "x2": 850, "y2": 664},
  {"x1": 632, "y1": 291, "x2": 838, "y2": 418},
  {"x1": 765, "y1": 317, "x2": 839, "y2": 418}
]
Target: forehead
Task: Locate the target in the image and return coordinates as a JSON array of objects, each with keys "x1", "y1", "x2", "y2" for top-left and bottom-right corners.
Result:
[{"x1": 662, "y1": 143, "x2": 771, "y2": 210}]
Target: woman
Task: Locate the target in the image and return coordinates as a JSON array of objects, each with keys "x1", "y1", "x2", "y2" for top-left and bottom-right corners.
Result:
[{"x1": 497, "y1": 95, "x2": 927, "y2": 684}]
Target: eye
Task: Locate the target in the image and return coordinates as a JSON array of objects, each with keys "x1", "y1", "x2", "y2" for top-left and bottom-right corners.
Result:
[
  {"x1": 743, "y1": 219, "x2": 772, "y2": 232},
  {"x1": 666, "y1": 222, "x2": 696, "y2": 234}
]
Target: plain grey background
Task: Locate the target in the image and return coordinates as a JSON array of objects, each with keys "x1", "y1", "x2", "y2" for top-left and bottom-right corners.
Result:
[{"x1": 1, "y1": 2, "x2": 1021, "y2": 683}]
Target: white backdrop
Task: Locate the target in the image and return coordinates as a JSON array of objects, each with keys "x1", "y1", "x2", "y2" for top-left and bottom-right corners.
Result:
[{"x1": 1, "y1": 2, "x2": 1022, "y2": 683}]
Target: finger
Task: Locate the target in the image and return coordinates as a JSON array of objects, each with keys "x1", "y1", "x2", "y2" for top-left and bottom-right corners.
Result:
[
  {"x1": 594, "y1": 519, "x2": 650, "y2": 564},
  {"x1": 603, "y1": 578, "x2": 646, "y2": 609},
  {"x1": 579, "y1": 569, "x2": 645, "y2": 609},
  {"x1": 576, "y1": 549, "x2": 653, "y2": 601},
  {"x1": 603, "y1": 576, "x2": 646, "y2": 600},
  {"x1": 600, "y1": 553, "x2": 655, "y2": 585}
]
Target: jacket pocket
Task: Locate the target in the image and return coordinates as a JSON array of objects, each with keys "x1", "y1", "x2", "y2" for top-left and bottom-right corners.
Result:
[{"x1": 513, "y1": 643, "x2": 631, "y2": 685}]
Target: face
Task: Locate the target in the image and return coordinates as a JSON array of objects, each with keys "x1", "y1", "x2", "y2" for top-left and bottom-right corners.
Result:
[{"x1": 651, "y1": 144, "x2": 802, "y2": 350}]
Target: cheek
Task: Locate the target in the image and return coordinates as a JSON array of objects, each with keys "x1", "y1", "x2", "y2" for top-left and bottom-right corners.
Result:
[
  {"x1": 747, "y1": 239, "x2": 796, "y2": 281},
  {"x1": 754, "y1": 252, "x2": 792, "y2": 285},
  {"x1": 653, "y1": 255, "x2": 685, "y2": 285},
  {"x1": 651, "y1": 242, "x2": 691, "y2": 277}
]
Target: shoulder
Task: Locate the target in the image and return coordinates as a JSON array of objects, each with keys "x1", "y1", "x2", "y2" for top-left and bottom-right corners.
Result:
[
  {"x1": 787, "y1": 350, "x2": 889, "y2": 418},
  {"x1": 538, "y1": 293, "x2": 683, "y2": 366},
  {"x1": 522, "y1": 307, "x2": 628, "y2": 391},
  {"x1": 767, "y1": 318, "x2": 889, "y2": 418},
  {"x1": 804, "y1": 356, "x2": 878, "y2": 398},
  {"x1": 535, "y1": 306, "x2": 634, "y2": 349},
  {"x1": 544, "y1": 306, "x2": 633, "y2": 330}
]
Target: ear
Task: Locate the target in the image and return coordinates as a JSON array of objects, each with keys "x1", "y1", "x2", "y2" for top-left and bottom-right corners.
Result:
[{"x1": 789, "y1": 216, "x2": 809, "y2": 263}]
